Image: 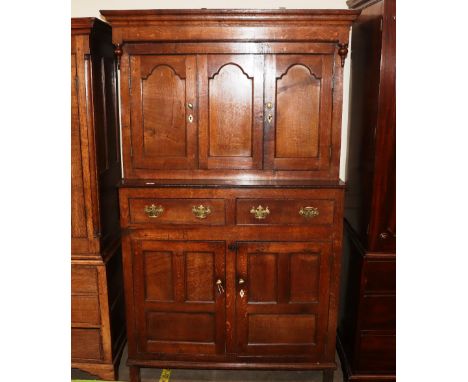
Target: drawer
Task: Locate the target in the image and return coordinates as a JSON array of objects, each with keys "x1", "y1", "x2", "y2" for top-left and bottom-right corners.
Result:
[
  {"x1": 236, "y1": 198, "x2": 335, "y2": 225},
  {"x1": 360, "y1": 295, "x2": 395, "y2": 331},
  {"x1": 71, "y1": 328, "x2": 102, "y2": 361},
  {"x1": 364, "y1": 258, "x2": 396, "y2": 293},
  {"x1": 129, "y1": 198, "x2": 226, "y2": 225},
  {"x1": 71, "y1": 295, "x2": 101, "y2": 326},
  {"x1": 71, "y1": 266, "x2": 98, "y2": 294},
  {"x1": 356, "y1": 334, "x2": 396, "y2": 372}
]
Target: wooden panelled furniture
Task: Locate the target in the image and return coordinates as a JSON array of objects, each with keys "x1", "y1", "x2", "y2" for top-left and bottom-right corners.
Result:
[
  {"x1": 71, "y1": 18, "x2": 126, "y2": 380},
  {"x1": 337, "y1": 0, "x2": 396, "y2": 381},
  {"x1": 100, "y1": 9, "x2": 359, "y2": 382}
]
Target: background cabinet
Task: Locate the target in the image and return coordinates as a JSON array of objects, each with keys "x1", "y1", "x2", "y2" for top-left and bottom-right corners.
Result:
[
  {"x1": 337, "y1": 0, "x2": 396, "y2": 381},
  {"x1": 102, "y1": 9, "x2": 359, "y2": 382},
  {"x1": 71, "y1": 18, "x2": 126, "y2": 380}
]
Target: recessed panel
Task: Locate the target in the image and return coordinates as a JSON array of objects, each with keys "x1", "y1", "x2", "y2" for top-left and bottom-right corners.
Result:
[
  {"x1": 248, "y1": 253, "x2": 277, "y2": 302},
  {"x1": 144, "y1": 251, "x2": 174, "y2": 301},
  {"x1": 142, "y1": 65, "x2": 187, "y2": 157},
  {"x1": 275, "y1": 65, "x2": 321, "y2": 158},
  {"x1": 248, "y1": 314, "x2": 316, "y2": 344},
  {"x1": 147, "y1": 312, "x2": 215, "y2": 342},
  {"x1": 289, "y1": 253, "x2": 320, "y2": 302},
  {"x1": 209, "y1": 64, "x2": 253, "y2": 157},
  {"x1": 71, "y1": 55, "x2": 88, "y2": 239},
  {"x1": 185, "y1": 251, "x2": 214, "y2": 302}
]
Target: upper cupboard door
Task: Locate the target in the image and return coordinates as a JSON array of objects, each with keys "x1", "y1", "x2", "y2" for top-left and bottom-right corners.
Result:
[
  {"x1": 198, "y1": 55, "x2": 264, "y2": 170},
  {"x1": 127, "y1": 55, "x2": 197, "y2": 174},
  {"x1": 264, "y1": 55, "x2": 334, "y2": 171}
]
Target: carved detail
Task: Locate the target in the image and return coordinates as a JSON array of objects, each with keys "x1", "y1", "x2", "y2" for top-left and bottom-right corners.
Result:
[
  {"x1": 142, "y1": 64, "x2": 185, "y2": 81},
  {"x1": 114, "y1": 43, "x2": 123, "y2": 69},
  {"x1": 277, "y1": 63, "x2": 321, "y2": 80},
  {"x1": 210, "y1": 63, "x2": 253, "y2": 80},
  {"x1": 337, "y1": 43, "x2": 349, "y2": 67}
]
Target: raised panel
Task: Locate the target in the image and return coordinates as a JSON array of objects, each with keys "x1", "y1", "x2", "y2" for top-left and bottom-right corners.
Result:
[
  {"x1": 248, "y1": 253, "x2": 277, "y2": 302},
  {"x1": 209, "y1": 64, "x2": 252, "y2": 157},
  {"x1": 199, "y1": 55, "x2": 264, "y2": 170},
  {"x1": 289, "y1": 253, "x2": 320, "y2": 303},
  {"x1": 71, "y1": 54, "x2": 88, "y2": 240},
  {"x1": 144, "y1": 251, "x2": 174, "y2": 301},
  {"x1": 142, "y1": 65, "x2": 186, "y2": 157},
  {"x1": 248, "y1": 314, "x2": 316, "y2": 344},
  {"x1": 264, "y1": 54, "x2": 334, "y2": 172},
  {"x1": 128, "y1": 55, "x2": 197, "y2": 174},
  {"x1": 185, "y1": 251, "x2": 214, "y2": 302},
  {"x1": 276, "y1": 65, "x2": 320, "y2": 158},
  {"x1": 147, "y1": 312, "x2": 215, "y2": 342}
]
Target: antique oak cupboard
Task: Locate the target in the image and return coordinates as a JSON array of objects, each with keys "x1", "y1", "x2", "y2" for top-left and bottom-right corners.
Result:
[
  {"x1": 71, "y1": 18, "x2": 126, "y2": 380},
  {"x1": 337, "y1": 0, "x2": 396, "y2": 381},
  {"x1": 100, "y1": 9, "x2": 359, "y2": 382}
]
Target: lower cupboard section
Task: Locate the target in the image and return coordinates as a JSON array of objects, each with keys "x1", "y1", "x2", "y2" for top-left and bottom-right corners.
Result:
[{"x1": 126, "y1": 237, "x2": 337, "y2": 362}]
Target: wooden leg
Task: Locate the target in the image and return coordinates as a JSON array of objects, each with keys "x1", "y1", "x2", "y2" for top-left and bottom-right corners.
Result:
[
  {"x1": 129, "y1": 366, "x2": 141, "y2": 382},
  {"x1": 323, "y1": 369, "x2": 334, "y2": 382}
]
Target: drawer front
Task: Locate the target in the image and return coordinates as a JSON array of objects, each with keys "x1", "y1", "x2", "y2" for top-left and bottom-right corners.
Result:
[
  {"x1": 364, "y1": 258, "x2": 396, "y2": 293},
  {"x1": 129, "y1": 198, "x2": 226, "y2": 225},
  {"x1": 356, "y1": 334, "x2": 396, "y2": 373},
  {"x1": 236, "y1": 198, "x2": 334, "y2": 225},
  {"x1": 360, "y1": 295, "x2": 395, "y2": 331},
  {"x1": 71, "y1": 266, "x2": 98, "y2": 294},
  {"x1": 71, "y1": 295, "x2": 101, "y2": 326},
  {"x1": 71, "y1": 328, "x2": 103, "y2": 361}
]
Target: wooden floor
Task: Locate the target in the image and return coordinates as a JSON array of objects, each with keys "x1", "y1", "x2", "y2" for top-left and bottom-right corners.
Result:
[{"x1": 72, "y1": 346, "x2": 344, "y2": 382}]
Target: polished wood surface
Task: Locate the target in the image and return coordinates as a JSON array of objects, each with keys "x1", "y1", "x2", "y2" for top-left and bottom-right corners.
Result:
[
  {"x1": 337, "y1": 1, "x2": 396, "y2": 381},
  {"x1": 235, "y1": 242, "x2": 331, "y2": 358},
  {"x1": 104, "y1": 9, "x2": 357, "y2": 181},
  {"x1": 71, "y1": 18, "x2": 126, "y2": 381},
  {"x1": 105, "y1": 9, "x2": 357, "y2": 382},
  {"x1": 119, "y1": 186, "x2": 344, "y2": 380}
]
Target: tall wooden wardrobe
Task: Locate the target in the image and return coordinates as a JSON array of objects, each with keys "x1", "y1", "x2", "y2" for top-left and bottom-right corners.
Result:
[
  {"x1": 71, "y1": 17, "x2": 126, "y2": 380},
  {"x1": 337, "y1": 0, "x2": 396, "y2": 381},
  {"x1": 101, "y1": 9, "x2": 359, "y2": 382}
]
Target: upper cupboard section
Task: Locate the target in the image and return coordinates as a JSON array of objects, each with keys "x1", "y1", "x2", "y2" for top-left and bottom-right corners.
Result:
[{"x1": 119, "y1": 43, "x2": 342, "y2": 180}]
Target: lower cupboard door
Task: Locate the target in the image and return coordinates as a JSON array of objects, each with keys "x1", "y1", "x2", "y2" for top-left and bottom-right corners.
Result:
[
  {"x1": 132, "y1": 240, "x2": 226, "y2": 355},
  {"x1": 235, "y1": 242, "x2": 332, "y2": 359}
]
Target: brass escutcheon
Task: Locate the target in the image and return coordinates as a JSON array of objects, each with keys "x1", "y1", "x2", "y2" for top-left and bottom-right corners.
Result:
[
  {"x1": 299, "y1": 206, "x2": 319, "y2": 219},
  {"x1": 192, "y1": 205, "x2": 211, "y2": 219},
  {"x1": 250, "y1": 205, "x2": 270, "y2": 220},
  {"x1": 144, "y1": 204, "x2": 164, "y2": 218}
]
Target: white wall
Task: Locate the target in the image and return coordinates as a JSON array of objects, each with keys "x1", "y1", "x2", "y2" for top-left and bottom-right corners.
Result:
[{"x1": 71, "y1": 0, "x2": 351, "y2": 180}]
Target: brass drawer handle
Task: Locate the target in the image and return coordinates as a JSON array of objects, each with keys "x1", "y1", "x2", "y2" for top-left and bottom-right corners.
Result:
[
  {"x1": 250, "y1": 205, "x2": 270, "y2": 220},
  {"x1": 299, "y1": 206, "x2": 319, "y2": 219},
  {"x1": 192, "y1": 205, "x2": 211, "y2": 219},
  {"x1": 144, "y1": 204, "x2": 164, "y2": 218}
]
